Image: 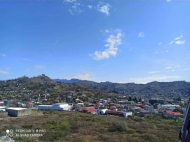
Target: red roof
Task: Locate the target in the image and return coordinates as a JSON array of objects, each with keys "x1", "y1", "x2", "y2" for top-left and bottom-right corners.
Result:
[
  {"x1": 165, "y1": 111, "x2": 184, "y2": 116},
  {"x1": 110, "y1": 106, "x2": 117, "y2": 109},
  {"x1": 114, "y1": 104, "x2": 120, "y2": 106},
  {"x1": 165, "y1": 110, "x2": 173, "y2": 115},
  {"x1": 13, "y1": 99, "x2": 19, "y2": 102},
  {"x1": 140, "y1": 110, "x2": 149, "y2": 113},
  {"x1": 136, "y1": 104, "x2": 143, "y2": 107}
]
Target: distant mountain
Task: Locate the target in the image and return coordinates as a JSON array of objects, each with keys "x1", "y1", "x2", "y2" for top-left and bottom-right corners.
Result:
[
  {"x1": 53, "y1": 79, "x2": 82, "y2": 83},
  {"x1": 1, "y1": 75, "x2": 190, "y2": 97},
  {"x1": 65, "y1": 80, "x2": 190, "y2": 97}
]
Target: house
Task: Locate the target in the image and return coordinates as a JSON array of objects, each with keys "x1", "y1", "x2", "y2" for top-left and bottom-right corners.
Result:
[
  {"x1": 0, "y1": 106, "x2": 6, "y2": 111},
  {"x1": 138, "y1": 110, "x2": 150, "y2": 117},
  {"x1": 144, "y1": 105, "x2": 154, "y2": 112},
  {"x1": 105, "y1": 110, "x2": 132, "y2": 118},
  {"x1": 105, "y1": 110, "x2": 124, "y2": 117},
  {"x1": 0, "y1": 101, "x2": 5, "y2": 106},
  {"x1": 81, "y1": 107, "x2": 95, "y2": 113},
  {"x1": 110, "y1": 106, "x2": 117, "y2": 111},
  {"x1": 136, "y1": 103, "x2": 144, "y2": 108},
  {"x1": 160, "y1": 104, "x2": 179, "y2": 111},
  {"x1": 4, "y1": 100, "x2": 11, "y2": 106},
  {"x1": 123, "y1": 112, "x2": 133, "y2": 118},
  {"x1": 97, "y1": 109, "x2": 108, "y2": 115},
  {"x1": 162, "y1": 110, "x2": 184, "y2": 119},
  {"x1": 26, "y1": 102, "x2": 33, "y2": 108}
]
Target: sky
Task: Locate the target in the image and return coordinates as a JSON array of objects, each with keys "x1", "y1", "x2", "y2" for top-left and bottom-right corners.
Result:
[{"x1": 0, "y1": 0, "x2": 190, "y2": 83}]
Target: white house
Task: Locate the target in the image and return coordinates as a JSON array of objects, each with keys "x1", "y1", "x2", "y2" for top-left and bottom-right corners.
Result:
[{"x1": 38, "y1": 103, "x2": 72, "y2": 111}]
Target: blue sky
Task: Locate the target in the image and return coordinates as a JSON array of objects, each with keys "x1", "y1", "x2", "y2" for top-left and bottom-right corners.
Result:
[{"x1": 0, "y1": 0, "x2": 190, "y2": 83}]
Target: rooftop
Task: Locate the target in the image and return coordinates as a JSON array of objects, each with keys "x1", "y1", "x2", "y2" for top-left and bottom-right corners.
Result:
[{"x1": 6, "y1": 107, "x2": 27, "y2": 110}]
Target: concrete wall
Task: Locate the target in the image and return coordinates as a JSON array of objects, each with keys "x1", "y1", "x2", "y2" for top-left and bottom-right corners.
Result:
[{"x1": 0, "y1": 112, "x2": 8, "y2": 118}]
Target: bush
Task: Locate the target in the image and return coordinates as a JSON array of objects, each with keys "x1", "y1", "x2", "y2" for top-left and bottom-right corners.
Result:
[{"x1": 110, "y1": 121, "x2": 128, "y2": 132}]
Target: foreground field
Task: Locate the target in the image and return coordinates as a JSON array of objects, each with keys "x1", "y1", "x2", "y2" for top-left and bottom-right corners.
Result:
[{"x1": 0, "y1": 111, "x2": 183, "y2": 142}]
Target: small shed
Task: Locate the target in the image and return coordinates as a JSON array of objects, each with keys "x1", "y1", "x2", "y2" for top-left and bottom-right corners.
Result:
[{"x1": 6, "y1": 107, "x2": 31, "y2": 117}]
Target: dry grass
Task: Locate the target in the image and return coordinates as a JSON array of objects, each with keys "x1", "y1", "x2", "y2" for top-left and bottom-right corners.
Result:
[{"x1": 0, "y1": 111, "x2": 183, "y2": 142}]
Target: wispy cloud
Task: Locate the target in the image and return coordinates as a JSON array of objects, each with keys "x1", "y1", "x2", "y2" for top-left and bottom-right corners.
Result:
[
  {"x1": 165, "y1": 66, "x2": 172, "y2": 69},
  {"x1": 169, "y1": 35, "x2": 185, "y2": 45},
  {"x1": 88, "y1": 5, "x2": 93, "y2": 9},
  {"x1": 35, "y1": 65, "x2": 45, "y2": 69},
  {"x1": 154, "y1": 50, "x2": 169, "y2": 55},
  {"x1": 97, "y1": 3, "x2": 110, "y2": 16},
  {"x1": 64, "y1": 0, "x2": 76, "y2": 3},
  {"x1": 0, "y1": 70, "x2": 9, "y2": 74},
  {"x1": 129, "y1": 75, "x2": 180, "y2": 84},
  {"x1": 0, "y1": 54, "x2": 6, "y2": 57},
  {"x1": 138, "y1": 32, "x2": 145, "y2": 37},
  {"x1": 169, "y1": 41, "x2": 174, "y2": 45},
  {"x1": 68, "y1": 2, "x2": 83, "y2": 15},
  {"x1": 166, "y1": 0, "x2": 171, "y2": 2},
  {"x1": 90, "y1": 30, "x2": 123, "y2": 60},
  {"x1": 175, "y1": 35, "x2": 183, "y2": 40},
  {"x1": 148, "y1": 71, "x2": 160, "y2": 74},
  {"x1": 73, "y1": 72, "x2": 94, "y2": 80},
  {"x1": 175, "y1": 40, "x2": 185, "y2": 45},
  {"x1": 158, "y1": 42, "x2": 162, "y2": 45}
]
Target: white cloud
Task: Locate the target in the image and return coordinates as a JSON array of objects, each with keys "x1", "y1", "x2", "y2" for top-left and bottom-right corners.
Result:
[
  {"x1": 148, "y1": 71, "x2": 160, "y2": 74},
  {"x1": 105, "y1": 29, "x2": 110, "y2": 33},
  {"x1": 169, "y1": 35, "x2": 185, "y2": 45},
  {"x1": 35, "y1": 65, "x2": 45, "y2": 69},
  {"x1": 165, "y1": 66, "x2": 172, "y2": 69},
  {"x1": 0, "y1": 70, "x2": 9, "y2": 74},
  {"x1": 98, "y1": 3, "x2": 110, "y2": 15},
  {"x1": 183, "y1": 68, "x2": 189, "y2": 71},
  {"x1": 67, "y1": 2, "x2": 83, "y2": 15},
  {"x1": 129, "y1": 75, "x2": 180, "y2": 84},
  {"x1": 64, "y1": 0, "x2": 76, "y2": 3},
  {"x1": 175, "y1": 40, "x2": 185, "y2": 45},
  {"x1": 138, "y1": 32, "x2": 145, "y2": 37},
  {"x1": 169, "y1": 41, "x2": 174, "y2": 45},
  {"x1": 88, "y1": 5, "x2": 93, "y2": 9},
  {"x1": 90, "y1": 31, "x2": 123, "y2": 60},
  {"x1": 0, "y1": 54, "x2": 6, "y2": 57},
  {"x1": 158, "y1": 42, "x2": 162, "y2": 45},
  {"x1": 166, "y1": 0, "x2": 171, "y2": 2},
  {"x1": 73, "y1": 72, "x2": 94, "y2": 80},
  {"x1": 175, "y1": 35, "x2": 183, "y2": 40}
]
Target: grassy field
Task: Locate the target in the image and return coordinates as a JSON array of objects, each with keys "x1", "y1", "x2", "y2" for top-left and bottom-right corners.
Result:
[{"x1": 0, "y1": 111, "x2": 183, "y2": 142}]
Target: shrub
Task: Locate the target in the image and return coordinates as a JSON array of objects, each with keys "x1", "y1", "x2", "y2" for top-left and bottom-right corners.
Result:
[{"x1": 110, "y1": 121, "x2": 128, "y2": 132}]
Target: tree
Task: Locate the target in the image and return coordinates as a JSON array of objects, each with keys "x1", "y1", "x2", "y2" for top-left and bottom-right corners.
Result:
[
  {"x1": 139, "y1": 97, "x2": 142, "y2": 103},
  {"x1": 128, "y1": 96, "x2": 132, "y2": 101},
  {"x1": 177, "y1": 96, "x2": 181, "y2": 101}
]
